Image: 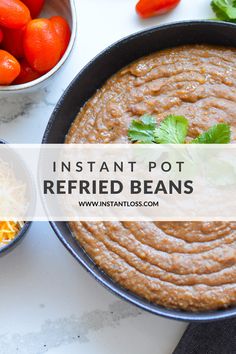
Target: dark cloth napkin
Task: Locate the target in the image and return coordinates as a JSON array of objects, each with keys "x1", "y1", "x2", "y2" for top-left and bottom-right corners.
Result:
[{"x1": 173, "y1": 319, "x2": 236, "y2": 354}]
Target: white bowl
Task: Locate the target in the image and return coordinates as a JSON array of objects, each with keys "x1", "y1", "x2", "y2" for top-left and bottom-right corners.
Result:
[{"x1": 0, "y1": 0, "x2": 77, "y2": 94}]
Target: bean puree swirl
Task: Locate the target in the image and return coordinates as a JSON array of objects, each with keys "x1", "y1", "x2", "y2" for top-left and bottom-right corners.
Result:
[{"x1": 66, "y1": 45, "x2": 236, "y2": 311}]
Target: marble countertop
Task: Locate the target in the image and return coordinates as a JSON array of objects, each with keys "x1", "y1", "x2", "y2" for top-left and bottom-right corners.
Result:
[{"x1": 0, "y1": 1, "x2": 213, "y2": 353}]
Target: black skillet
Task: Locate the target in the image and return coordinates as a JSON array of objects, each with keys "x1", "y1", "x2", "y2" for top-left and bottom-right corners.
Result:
[{"x1": 43, "y1": 21, "x2": 236, "y2": 322}]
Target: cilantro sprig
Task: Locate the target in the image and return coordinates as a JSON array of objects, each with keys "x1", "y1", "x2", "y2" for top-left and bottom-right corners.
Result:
[
  {"x1": 127, "y1": 114, "x2": 157, "y2": 143},
  {"x1": 191, "y1": 123, "x2": 231, "y2": 144},
  {"x1": 128, "y1": 115, "x2": 231, "y2": 144},
  {"x1": 154, "y1": 115, "x2": 188, "y2": 144},
  {"x1": 211, "y1": 0, "x2": 236, "y2": 22}
]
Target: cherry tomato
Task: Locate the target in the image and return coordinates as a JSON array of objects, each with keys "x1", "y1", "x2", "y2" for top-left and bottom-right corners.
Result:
[
  {"x1": 2, "y1": 26, "x2": 25, "y2": 58},
  {"x1": 0, "y1": 28, "x2": 3, "y2": 44},
  {"x1": 0, "y1": 49, "x2": 20, "y2": 85},
  {"x1": 21, "y1": 0, "x2": 45, "y2": 18},
  {"x1": 0, "y1": 0, "x2": 30, "y2": 29},
  {"x1": 50, "y1": 16, "x2": 71, "y2": 58},
  {"x1": 136, "y1": 0, "x2": 181, "y2": 18},
  {"x1": 24, "y1": 19, "x2": 61, "y2": 73},
  {"x1": 14, "y1": 58, "x2": 41, "y2": 84}
]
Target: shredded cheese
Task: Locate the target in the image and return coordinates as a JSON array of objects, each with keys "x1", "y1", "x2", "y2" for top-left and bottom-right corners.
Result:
[
  {"x1": 0, "y1": 158, "x2": 26, "y2": 247},
  {"x1": 0, "y1": 221, "x2": 24, "y2": 247},
  {"x1": 0, "y1": 158, "x2": 27, "y2": 219}
]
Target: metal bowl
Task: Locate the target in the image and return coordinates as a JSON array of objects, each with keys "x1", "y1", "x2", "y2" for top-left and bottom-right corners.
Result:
[
  {"x1": 43, "y1": 21, "x2": 236, "y2": 322},
  {"x1": 0, "y1": 0, "x2": 77, "y2": 94},
  {"x1": 0, "y1": 140, "x2": 31, "y2": 256}
]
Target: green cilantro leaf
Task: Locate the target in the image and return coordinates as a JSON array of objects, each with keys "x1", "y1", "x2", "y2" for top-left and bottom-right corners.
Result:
[
  {"x1": 154, "y1": 115, "x2": 188, "y2": 144},
  {"x1": 128, "y1": 115, "x2": 231, "y2": 145},
  {"x1": 191, "y1": 123, "x2": 231, "y2": 144},
  {"x1": 128, "y1": 114, "x2": 157, "y2": 143},
  {"x1": 211, "y1": 0, "x2": 236, "y2": 22}
]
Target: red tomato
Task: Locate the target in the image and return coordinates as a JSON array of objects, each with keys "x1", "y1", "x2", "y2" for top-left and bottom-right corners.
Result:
[
  {"x1": 14, "y1": 58, "x2": 41, "y2": 84},
  {"x1": 24, "y1": 19, "x2": 61, "y2": 73},
  {"x1": 50, "y1": 16, "x2": 71, "y2": 58},
  {"x1": 2, "y1": 26, "x2": 25, "y2": 58},
  {"x1": 0, "y1": 0, "x2": 30, "y2": 29},
  {"x1": 21, "y1": 0, "x2": 45, "y2": 18},
  {"x1": 0, "y1": 49, "x2": 20, "y2": 85},
  {"x1": 0, "y1": 28, "x2": 3, "y2": 44},
  {"x1": 136, "y1": 0, "x2": 181, "y2": 18}
]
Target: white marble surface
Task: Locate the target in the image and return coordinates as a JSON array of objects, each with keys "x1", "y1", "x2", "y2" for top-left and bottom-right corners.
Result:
[{"x1": 0, "y1": 1, "x2": 214, "y2": 353}]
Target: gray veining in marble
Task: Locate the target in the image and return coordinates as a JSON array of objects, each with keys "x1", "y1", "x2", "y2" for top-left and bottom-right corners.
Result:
[{"x1": 0, "y1": 301, "x2": 141, "y2": 354}]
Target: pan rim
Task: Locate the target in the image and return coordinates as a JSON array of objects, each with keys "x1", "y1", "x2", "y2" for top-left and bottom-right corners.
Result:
[{"x1": 43, "y1": 20, "x2": 236, "y2": 322}]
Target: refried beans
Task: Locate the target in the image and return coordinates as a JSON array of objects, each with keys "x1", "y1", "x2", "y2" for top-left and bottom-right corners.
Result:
[{"x1": 66, "y1": 45, "x2": 236, "y2": 312}]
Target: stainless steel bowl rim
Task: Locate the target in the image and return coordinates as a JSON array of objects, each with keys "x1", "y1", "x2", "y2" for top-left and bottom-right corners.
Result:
[{"x1": 0, "y1": 0, "x2": 77, "y2": 92}]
